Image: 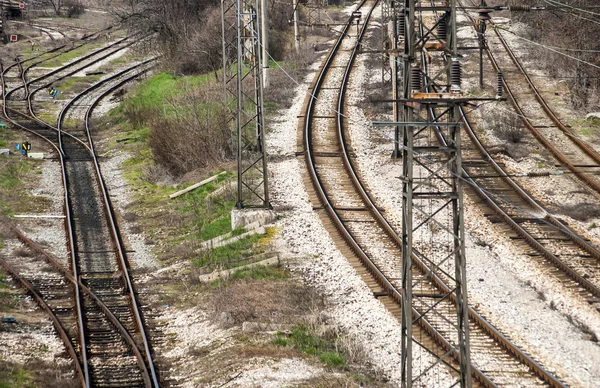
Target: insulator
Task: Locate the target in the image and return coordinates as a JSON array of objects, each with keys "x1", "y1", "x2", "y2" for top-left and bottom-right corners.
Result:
[
  {"x1": 437, "y1": 15, "x2": 448, "y2": 40},
  {"x1": 410, "y1": 67, "x2": 422, "y2": 91},
  {"x1": 508, "y1": 5, "x2": 531, "y2": 12},
  {"x1": 397, "y1": 10, "x2": 406, "y2": 37},
  {"x1": 527, "y1": 171, "x2": 550, "y2": 177},
  {"x1": 450, "y1": 59, "x2": 461, "y2": 93},
  {"x1": 477, "y1": 9, "x2": 493, "y2": 20},
  {"x1": 496, "y1": 71, "x2": 503, "y2": 98}
]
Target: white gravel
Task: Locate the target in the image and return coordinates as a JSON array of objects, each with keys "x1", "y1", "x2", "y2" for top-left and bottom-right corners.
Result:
[
  {"x1": 100, "y1": 150, "x2": 158, "y2": 269},
  {"x1": 266, "y1": 10, "x2": 452, "y2": 385},
  {"x1": 333, "y1": 8, "x2": 600, "y2": 387}
]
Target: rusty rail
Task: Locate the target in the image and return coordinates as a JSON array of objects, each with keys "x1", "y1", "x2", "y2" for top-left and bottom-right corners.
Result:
[{"x1": 0, "y1": 258, "x2": 86, "y2": 388}]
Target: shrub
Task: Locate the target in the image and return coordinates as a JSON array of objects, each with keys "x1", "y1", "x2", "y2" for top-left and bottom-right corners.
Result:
[
  {"x1": 489, "y1": 110, "x2": 524, "y2": 143},
  {"x1": 147, "y1": 82, "x2": 233, "y2": 177}
]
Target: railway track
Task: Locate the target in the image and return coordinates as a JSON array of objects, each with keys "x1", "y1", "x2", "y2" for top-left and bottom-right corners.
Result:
[
  {"x1": 446, "y1": 2, "x2": 600, "y2": 307},
  {"x1": 300, "y1": 1, "x2": 566, "y2": 386},
  {"x1": 484, "y1": 21, "x2": 600, "y2": 197},
  {"x1": 1, "y1": 38, "x2": 159, "y2": 387}
]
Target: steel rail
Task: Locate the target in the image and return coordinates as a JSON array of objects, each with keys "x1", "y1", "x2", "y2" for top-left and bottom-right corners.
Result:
[
  {"x1": 305, "y1": 3, "x2": 566, "y2": 387},
  {"x1": 492, "y1": 26, "x2": 600, "y2": 168},
  {"x1": 303, "y1": 2, "x2": 497, "y2": 385},
  {"x1": 7, "y1": 35, "x2": 132, "y2": 100},
  {"x1": 10, "y1": 226, "x2": 154, "y2": 388},
  {"x1": 453, "y1": 1, "x2": 600, "y2": 293},
  {"x1": 26, "y1": 40, "x2": 136, "y2": 119},
  {"x1": 57, "y1": 59, "x2": 160, "y2": 388},
  {"x1": 2, "y1": 53, "x2": 158, "y2": 387},
  {"x1": 359, "y1": 6, "x2": 561, "y2": 388},
  {"x1": 0, "y1": 258, "x2": 86, "y2": 388},
  {"x1": 1, "y1": 24, "x2": 115, "y2": 82},
  {"x1": 0, "y1": 62, "x2": 92, "y2": 387},
  {"x1": 462, "y1": 6, "x2": 600, "y2": 197},
  {"x1": 418, "y1": 11, "x2": 569, "y2": 386},
  {"x1": 415, "y1": 6, "x2": 566, "y2": 387}
]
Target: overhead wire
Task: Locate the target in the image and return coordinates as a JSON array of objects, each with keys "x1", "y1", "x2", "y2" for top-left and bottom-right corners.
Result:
[
  {"x1": 251, "y1": 7, "x2": 600, "y2": 257},
  {"x1": 494, "y1": 26, "x2": 600, "y2": 70},
  {"x1": 543, "y1": 0, "x2": 600, "y2": 17}
]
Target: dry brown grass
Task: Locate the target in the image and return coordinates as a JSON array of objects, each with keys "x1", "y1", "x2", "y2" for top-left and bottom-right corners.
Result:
[
  {"x1": 211, "y1": 280, "x2": 321, "y2": 328},
  {"x1": 148, "y1": 82, "x2": 232, "y2": 177}
]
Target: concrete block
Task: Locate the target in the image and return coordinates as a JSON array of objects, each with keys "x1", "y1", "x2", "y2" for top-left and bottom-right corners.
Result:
[
  {"x1": 27, "y1": 153, "x2": 44, "y2": 159},
  {"x1": 231, "y1": 208, "x2": 276, "y2": 229}
]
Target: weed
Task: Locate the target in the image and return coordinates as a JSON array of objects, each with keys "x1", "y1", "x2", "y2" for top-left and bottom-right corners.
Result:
[
  {"x1": 319, "y1": 351, "x2": 346, "y2": 368},
  {"x1": 230, "y1": 264, "x2": 289, "y2": 281},
  {"x1": 271, "y1": 336, "x2": 290, "y2": 346},
  {"x1": 194, "y1": 234, "x2": 262, "y2": 269},
  {"x1": 272, "y1": 325, "x2": 347, "y2": 369},
  {"x1": 536, "y1": 290, "x2": 546, "y2": 302}
]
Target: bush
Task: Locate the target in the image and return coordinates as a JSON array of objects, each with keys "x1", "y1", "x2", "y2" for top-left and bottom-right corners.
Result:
[
  {"x1": 489, "y1": 110, "x2": 524, "y2": 143},
  {"x1": 508, "y1": 0, "x2": 600, "y2": 111},
  {"x1": 147, "y1": 81, "x2": 233, "y2": 176},
  {"x1": 64, "y1": 0, "x2": 85, "y2": 18}
]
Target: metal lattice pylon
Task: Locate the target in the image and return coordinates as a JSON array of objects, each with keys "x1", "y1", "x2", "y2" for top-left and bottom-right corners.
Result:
[
  {"x1": 381, "y1": 0, "x2": 399, "y2": 85},
  {"x1": 399, "y1": 0, "x2": 471, "y2": 387},
  {"x1": 222, "y1": 0, "x2": 270, "y2": 209}
]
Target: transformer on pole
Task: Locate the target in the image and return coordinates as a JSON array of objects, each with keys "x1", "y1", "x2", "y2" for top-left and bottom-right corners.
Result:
[{"x1": 222, "y1": 0, "x2": 270, "y2": 209}]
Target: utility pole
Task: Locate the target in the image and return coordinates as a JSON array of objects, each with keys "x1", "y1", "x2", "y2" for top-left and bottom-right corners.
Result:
[
  {"x1": 221, "y1": 0, "x2": 270, "y2": 209},
  {"x1": 372, "y1": 0, "x2": 506, "y2": 385},
  {"x1": 293, "y1": 0, "x2": 300, "y2": 51},
  {"x1": 261, "y1": 0, "x2": 269, "y2": 87}
]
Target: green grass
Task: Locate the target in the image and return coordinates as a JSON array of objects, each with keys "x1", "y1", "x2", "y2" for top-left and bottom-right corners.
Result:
[
  {"x1": 0, "y1": 157, "x2": 44, "y2": 216},
  {"x1": 38, "y1": 43, "x2": 105, "y2": 68},
  {"x1": 229, "y1": 264, "x2": 289, "y2": 281},
  {"x1": 115, "y1": 72, "x2": 213, "y2": 115},
  {"x1": 0, "y1": 272, "x2": 15, "y2": 312},
  {"x1": 193, "y1": 233, "x2": 262, "y2": 268},
  {"x1": 272, "y1": 326, "x2": 347, "y2": 369},
  {"x1": 173, "y1": 172, "x2": 235, "y2": 241},
  {"x1": 0, "y1": 367, "x2": 35, "y2": 388},
  {"x1": 59, "y1": 74, "x2": 102, "y2": 92},
  {"x1": 0, "y1": 162, "x2": 32, "y2": 191}
]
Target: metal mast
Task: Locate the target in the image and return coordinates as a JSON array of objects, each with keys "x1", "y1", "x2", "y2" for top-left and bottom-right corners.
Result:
[
  {"x1": 399, "y1": 0, "x2": 471, "y2": 386},
  {"x1": 222, "y1": 0, "x2": 270, "y2": 209}
]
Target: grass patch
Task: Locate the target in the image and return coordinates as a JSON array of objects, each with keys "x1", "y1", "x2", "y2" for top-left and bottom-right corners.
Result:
[
  {"x1": 38, "y1": 42, "x2": 105, "y2": 68},
  {"x1": 0, "y1": 367, "x2": 35, "y2": 388},
  {"x1": 230, "y1": 264, "x2": 289, "y2": 281},
  {"x1": 115, "y1": 71, "x2": 213, "y2": 115},
  {"x1": 272, "y1": 325, "x2": 347, "y2": 369},
  {"x1": 173, "y1": 172, "x2": 235, "y2": 241},
  {"x1": 0, "y1": 272, "x2": 14, "y2": 311},
  {"x1": 193, "y1": 233, "x2": 262, "y2": 268},
  {"x1": 59, "y1": 74, "x2": 102, "y2": 93},
  {"x1": 0, "y1": 156, "x2": 48, "y2": 216}
]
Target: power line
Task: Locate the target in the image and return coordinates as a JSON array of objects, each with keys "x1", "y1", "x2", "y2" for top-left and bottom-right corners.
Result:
[
  {"x1": 495, "y1": 27, "x2": 600, "y2": 70},
  {"x1": 256, "y1": 21, "x2": 600, "y2": 255},
  {"x1": 543, "y1": 0, "x2": 600, "y2": 17}
]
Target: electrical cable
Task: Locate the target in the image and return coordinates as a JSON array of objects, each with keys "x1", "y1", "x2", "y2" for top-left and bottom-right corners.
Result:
[
  {"x1": 253, "y1": 13, "x2": 600, "y2": 256},
  {"x1": 543, "y1": 0, "x2": 600, "y2": 17},
  {"x1": 494, "y1": 26, "x2": 600, "y2": 71}
]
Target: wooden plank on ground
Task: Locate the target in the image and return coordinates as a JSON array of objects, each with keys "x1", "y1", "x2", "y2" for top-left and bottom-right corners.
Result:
[{"x1": 169, "y1": 171, "x2": 227, "y2": 199}]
